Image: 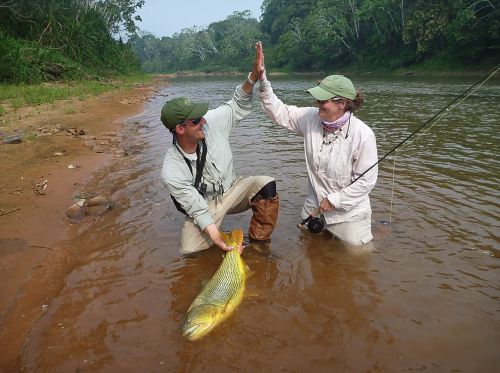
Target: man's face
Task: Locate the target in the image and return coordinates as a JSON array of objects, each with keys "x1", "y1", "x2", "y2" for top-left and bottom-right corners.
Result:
[{"x1": 178, "y1": 117, "x2": 207, "y2": 140}]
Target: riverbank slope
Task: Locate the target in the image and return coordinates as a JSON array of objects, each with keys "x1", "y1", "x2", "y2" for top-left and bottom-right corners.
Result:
[{"x1": 0, "y1": 78, "x2": 170, "y2": 372}]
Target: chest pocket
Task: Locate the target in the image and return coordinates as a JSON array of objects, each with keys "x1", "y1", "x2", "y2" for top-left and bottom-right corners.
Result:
[{"x1": 325, "y1": 142, "x2": 352, "y2": 188}]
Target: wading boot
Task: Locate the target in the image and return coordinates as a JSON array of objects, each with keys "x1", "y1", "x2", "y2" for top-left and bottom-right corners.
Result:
[{"x1": 248, "y1": 193, "x2": 279, "y2": 241}]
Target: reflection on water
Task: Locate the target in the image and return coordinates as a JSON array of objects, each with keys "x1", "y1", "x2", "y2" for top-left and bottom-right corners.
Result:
[{"x1": 23, "y1": 74, "x2": 500, "y2": 372}]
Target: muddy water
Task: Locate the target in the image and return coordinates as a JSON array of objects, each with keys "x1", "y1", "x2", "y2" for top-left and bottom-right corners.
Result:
[{"x1": 22, "y1": 75, "x2": 499, "y2": 372}]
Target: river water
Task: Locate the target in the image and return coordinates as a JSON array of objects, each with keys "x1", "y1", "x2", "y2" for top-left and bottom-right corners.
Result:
[{"x1": 23, "y1": 74, "x2": 500, "y2": 372}]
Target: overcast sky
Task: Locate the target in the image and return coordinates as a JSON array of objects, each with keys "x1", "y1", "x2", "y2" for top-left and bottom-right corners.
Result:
[{"x1": 135, "y1": 0, "x2": 264, "y2": 38}]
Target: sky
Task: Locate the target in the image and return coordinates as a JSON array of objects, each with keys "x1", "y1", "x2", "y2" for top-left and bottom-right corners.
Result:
[{"x1": 135, "y1": 0, "x2": 264, "y2": 38}]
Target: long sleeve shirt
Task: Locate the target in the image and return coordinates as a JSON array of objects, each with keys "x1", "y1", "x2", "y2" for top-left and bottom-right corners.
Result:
[
  {"x1": 258, "y1": 85, "x2": 378, "y2": 225},
  {"x1": 161, "y1": 85, "x2": 252, "y2": 231}
]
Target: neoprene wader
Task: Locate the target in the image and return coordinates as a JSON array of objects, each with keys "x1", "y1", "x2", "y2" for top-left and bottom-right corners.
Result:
[{"x1": 249, "y1": 193, "x2": 279, "y2": 240}]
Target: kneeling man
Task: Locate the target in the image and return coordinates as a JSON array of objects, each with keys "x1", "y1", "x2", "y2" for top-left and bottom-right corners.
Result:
[{"x1": 160, "y1": 46, "x2": 279, "y2": 254}]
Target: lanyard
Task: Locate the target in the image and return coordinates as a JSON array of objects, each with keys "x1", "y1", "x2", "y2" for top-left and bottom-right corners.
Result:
[{"x1": 174, "y1": 138, "x2": 207, "y2": 196}]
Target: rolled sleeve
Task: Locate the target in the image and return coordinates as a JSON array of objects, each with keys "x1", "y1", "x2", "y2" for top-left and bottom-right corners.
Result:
[
  {"x1": 195, "y1": 211, "x2": 215, "y2": 232},
  {"x1": 327, "y1": 192, "x2": 341, "y2": 210}
]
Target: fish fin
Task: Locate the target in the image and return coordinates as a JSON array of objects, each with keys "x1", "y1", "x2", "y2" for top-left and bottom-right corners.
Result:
[
  {"x1": 230, "y1": 229, "x2": 244, "y2": 245},
  {"x1": 243, "y1": 261, "x2": 254, "y2": 279},
  {"x1": 243, "y1": 290, "x2": 258, "y2": 297},
  {"x1": 201, "y1": 278, "x2": 209, "y2": 288},
  {"x1": 221, "y1": 293, "x2": 236, "y2": 315},
  {"x1": 245, "y1": 269, "x2": 255, "y2": 280}
]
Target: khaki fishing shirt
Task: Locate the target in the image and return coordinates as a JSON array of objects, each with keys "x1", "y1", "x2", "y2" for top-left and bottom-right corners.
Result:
[
  {"x1": 258, "y1": 85, "x2": 378, "y2": 225},
  {"x1": 161, "y1": 85, "x2": 252, "y2": 231}
]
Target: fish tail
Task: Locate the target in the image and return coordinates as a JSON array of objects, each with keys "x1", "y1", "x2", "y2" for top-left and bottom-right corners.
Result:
[
  {"x1": 219, "y1": 230, "x2": 232, "y2": 245},
  {"x1": 231, "y1": 229, "x2": 244, "y2": 245},
  {"x1": 218, "y1": 229, "x2": 244, "y2": 247}
]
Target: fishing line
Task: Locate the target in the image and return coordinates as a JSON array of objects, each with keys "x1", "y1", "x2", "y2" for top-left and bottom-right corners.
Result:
[
  {"x1": 350, "y1": 62, "x2": 500, "y2": 187},
  {"x1": 384, "y1": 63, "x2": 500, "y2": 229},
  {"x1": 353, "y1": 63, "x2": 499, "y2": 236}
]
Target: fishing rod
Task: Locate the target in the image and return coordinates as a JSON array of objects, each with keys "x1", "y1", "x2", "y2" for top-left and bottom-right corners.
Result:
[
  {"x1": 349, "y1": 62, "x2": 500, "y2": 186},
  {"x1": 298, "y1": 62, "x2": 500, "y2": 232}
]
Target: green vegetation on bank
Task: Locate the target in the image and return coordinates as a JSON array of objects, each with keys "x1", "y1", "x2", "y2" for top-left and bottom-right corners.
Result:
[
  {"x1": 0, "y1": 80, "x2": 143, "y2": 114},
  {"x1": 130, "y1": 0, "x2": 500, "y2": 74},
  {"x1": 0, "y1": 0, "x2": 146, "y2": 85}
]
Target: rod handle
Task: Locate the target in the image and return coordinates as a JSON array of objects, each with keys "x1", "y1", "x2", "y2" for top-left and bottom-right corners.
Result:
[{"x1": 297, "y1": 208, "x2": 320, "y2": 229}]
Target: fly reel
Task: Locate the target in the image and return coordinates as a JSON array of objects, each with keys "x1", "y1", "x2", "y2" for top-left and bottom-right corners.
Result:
[
  {"x1": 297, "y1": 208, "x2": 324, "y2": 234},
  {"x1": 307, "y1": 217, "x2": 324, "y2": 234}
]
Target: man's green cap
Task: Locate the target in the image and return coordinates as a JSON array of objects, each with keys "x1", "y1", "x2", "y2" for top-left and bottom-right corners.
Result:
[
  {"x1": 306, "y1": 75, "x2": 356, "y2": 101},
  {"x1": 160, "y1": 97, "x2": 209, "y2": 130}
]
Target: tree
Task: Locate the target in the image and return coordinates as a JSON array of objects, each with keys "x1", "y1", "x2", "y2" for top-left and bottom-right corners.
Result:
[
  {"x1": 0, "y1": 0, "x2": 144, "y2": 83},
  {"x1": 309, "y1": 0, "x2": 360, "y2": 63}
]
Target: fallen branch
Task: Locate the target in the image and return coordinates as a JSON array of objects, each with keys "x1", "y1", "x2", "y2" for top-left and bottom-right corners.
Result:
[
  {"x1": 28, "y1": 245, "x2": 54, "y2": 251},
  {"x1": 0, "y1": 207, "x2": 20, "y2": 216}
]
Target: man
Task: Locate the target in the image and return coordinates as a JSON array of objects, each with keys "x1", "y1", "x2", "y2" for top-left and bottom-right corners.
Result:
[{"x1": 160, "y1": 42, "x2": 279, "y2": 255}]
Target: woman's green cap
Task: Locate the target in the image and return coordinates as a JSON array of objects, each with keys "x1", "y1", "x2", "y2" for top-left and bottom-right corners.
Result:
[
  {"x1": 160, "y1": 97, "x2": 209, "y2": 129},
  {"x1": 306, "y1": 75, "x2": 356, "y2": 100}
]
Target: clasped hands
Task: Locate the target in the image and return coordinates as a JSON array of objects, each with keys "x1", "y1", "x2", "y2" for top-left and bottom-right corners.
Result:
[{"x1": 249, "y1": 41, "x2": 266, "y2": 83}]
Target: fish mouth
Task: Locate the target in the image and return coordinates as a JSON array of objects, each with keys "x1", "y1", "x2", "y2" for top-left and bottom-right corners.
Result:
[
  {"x1": 182, "y1": 322, "x2": 213, "y2": 341},
  {"x1": 185, "y1": 325, "x2": 200, "y2": 335}
]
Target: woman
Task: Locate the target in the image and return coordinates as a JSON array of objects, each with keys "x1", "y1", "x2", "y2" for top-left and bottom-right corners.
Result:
[{"x1": 257, "y1": 55, "x2": 377, "y2": 248}]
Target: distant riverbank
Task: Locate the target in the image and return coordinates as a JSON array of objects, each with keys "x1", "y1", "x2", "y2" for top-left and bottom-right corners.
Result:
[{"x1": 159, "y1": 67, "x2": 498, "y2": 79}]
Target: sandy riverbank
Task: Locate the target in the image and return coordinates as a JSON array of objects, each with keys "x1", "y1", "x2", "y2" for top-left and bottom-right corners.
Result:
[{"x1": 0, "y1": 78, "x2": 170, "y2": 371}]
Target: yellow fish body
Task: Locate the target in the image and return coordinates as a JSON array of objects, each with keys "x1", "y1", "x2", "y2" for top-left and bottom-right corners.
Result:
[{"x1": 182, "y1": 229, "x2": 252, "y2": 341}]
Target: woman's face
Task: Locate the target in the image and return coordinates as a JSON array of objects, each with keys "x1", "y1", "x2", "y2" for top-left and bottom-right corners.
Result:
[{"x1": 315, "y1": 98, "x2": 347, "y2": 122}]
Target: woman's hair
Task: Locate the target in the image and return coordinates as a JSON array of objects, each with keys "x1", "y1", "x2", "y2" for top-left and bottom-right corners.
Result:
[{"x1": 345, "y1": 90, "x2": 363, "y2": 113}]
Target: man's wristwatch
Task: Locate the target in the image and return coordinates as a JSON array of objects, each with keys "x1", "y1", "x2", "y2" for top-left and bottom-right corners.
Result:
[{"x1": 247, "y1": 72, "x2": 257, "y2": 85}]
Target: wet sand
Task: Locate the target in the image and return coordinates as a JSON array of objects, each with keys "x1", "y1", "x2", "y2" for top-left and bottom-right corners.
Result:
[{"x1": 0, "y1": 81, "x2": 165, "y2": 371}]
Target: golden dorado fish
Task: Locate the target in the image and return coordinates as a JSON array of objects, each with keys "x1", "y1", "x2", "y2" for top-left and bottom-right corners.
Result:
[{"x1": 182, "y1": 229, "x2": 253, "y2": 341}]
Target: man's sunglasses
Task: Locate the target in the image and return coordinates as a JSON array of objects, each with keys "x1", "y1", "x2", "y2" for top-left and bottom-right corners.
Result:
[{"x1": 179, "y1": 118, "x2": 202, "y2": 126}]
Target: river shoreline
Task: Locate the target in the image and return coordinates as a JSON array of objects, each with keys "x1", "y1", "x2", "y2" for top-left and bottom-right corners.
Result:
[
  {"x1": 0, "y1": 79, "x2": 170, "y2": 371},
  {"x1": 159, "y1": 69, "x2": 496, "y2": 79}
]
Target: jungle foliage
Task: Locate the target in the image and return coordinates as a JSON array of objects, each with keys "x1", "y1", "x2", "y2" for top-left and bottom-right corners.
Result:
[
  {"x1": 131, "y1": 0, "x2": 500, "y2": 73},
  {"x1": 128, "y1": 10, "x2": 265, "y2": 74},
  {"x1": 0, "y1": 0, "x2": 145, "y2": 84}
]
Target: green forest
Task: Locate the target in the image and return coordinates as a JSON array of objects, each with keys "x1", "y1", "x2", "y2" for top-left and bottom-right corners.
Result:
[
  {"x1": 1, "y1": 0, "x2": 499, "y2": 85},
  {"x1": 0, "y1": 0, "x2": 145, "y2": 84},
  {"x1": 131, "y1": 0, "x2": 500, "y2": 74}
]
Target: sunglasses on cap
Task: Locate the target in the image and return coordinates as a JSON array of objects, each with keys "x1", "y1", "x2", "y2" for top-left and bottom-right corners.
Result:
[
  {"x1": 179, "y1": 117, "x2": 202, "y2": 126},
  {"x1": 315, "y1": 97, "x2": 344, "y2": 105}
]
